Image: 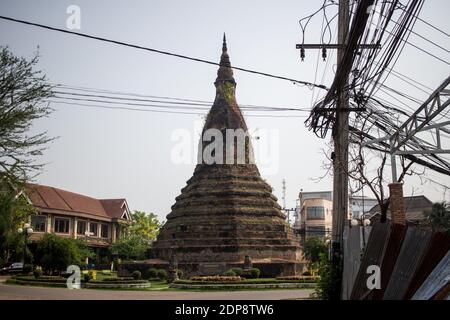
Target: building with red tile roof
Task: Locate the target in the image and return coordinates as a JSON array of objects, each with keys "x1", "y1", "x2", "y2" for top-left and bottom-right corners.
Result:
[{"x1": 25, "y1": 183, "x2": 132, "y2": 263}]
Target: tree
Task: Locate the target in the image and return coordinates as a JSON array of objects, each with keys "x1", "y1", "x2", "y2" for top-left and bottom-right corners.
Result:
[
  {"x1": 0, "y1": 187, "x2": 34, "y2": 265},
  {"x1": 0, "y1": 46, "x2": 53, "y2": 185},
  {"x1": 111, "y1": 211, "x2": 162, "y2": 260},
  {"x1": 424, "y1": 202, "x2": 450, "y2": 233},
  {"x1": 34, "y1": 233, "x2": 92, "y2": 274},
  {"x1": 129, "y1": 210, "x2": 162, "y2": 242},
  {"x1": 110, "y1": 234, "x2": 148, "y2": 261},
  {"x1": 303, "y1": 237, "x2": 328, "y2": 264},
  {"x1": 314, "y1": 252, "x2": 342, "y2": 300},
  {"x1": 346, "y1": 111, "x2": 419, "y2": 222}
]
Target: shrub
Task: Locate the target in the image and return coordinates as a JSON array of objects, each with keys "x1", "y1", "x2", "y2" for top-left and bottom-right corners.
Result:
[
  {"x1": 33, "y1": 268, "x2": 42, "y2": 278},
  {"x1": 22, "y1": 264, "x2": 33, "y2": 274},
  {"x1": 303, "y1": 271, "x2": 312, "y2": 276},
  {"x1": 131, "y1": 270, "x2": 142, "y2": 280},
  {"x1": 276, "y1": 275, "x2": 319, "y2": 282},
  {"x1": 225, "y1": 269, "x2": 236, "y2": 276},
  {"x1": 177, "y1": 269, "x2": 184, "y2": 279},
  {"x1": 314, "y1": 253, "x2": 341, "y2": 300},
  {"x1": 146, "y1": 268, "x2": 158, "y2": 279},
  {"x1": 34, "y1": 234, "x2": 90, "y2": 274},
  {"x1": 156, "y1": 269, "x2": 168, "y2": 280},
  {"x1": 190, "y1": 275, "x2": 242, "y2": 282},
  {"x1": 83, "y1": 274, "x2": 91, "y2": 283},
  {"x1": 249, "y1": 268, "x2": 260, "y2": 279},
  {"x1": 103, "y1": 277, "x2": 134, "y2": 282},
  {"x1": 230, "y1": 268, "x2": 243, "y2": 276}
]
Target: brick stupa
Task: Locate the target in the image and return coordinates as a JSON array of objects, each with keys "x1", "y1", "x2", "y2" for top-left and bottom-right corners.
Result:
[{"x1": 152, "y1": 35, "x2": 304, "y2": 276}]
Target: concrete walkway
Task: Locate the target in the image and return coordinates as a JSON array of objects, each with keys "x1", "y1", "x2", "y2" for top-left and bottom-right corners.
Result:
[{"x1": 0, "y1": 282, "x2": 313, "y2": 300}]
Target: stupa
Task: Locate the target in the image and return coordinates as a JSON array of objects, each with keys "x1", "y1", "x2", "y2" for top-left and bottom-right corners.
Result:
[{"x1": 152, "y1": 35, "x2": 304, "y2": 276}]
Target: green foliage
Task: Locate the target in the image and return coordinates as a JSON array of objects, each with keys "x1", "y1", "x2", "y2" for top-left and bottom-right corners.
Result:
[
  {"x1": 33, "y1": 268, "x2": 42, "y2": 278},
  {"x1": 146, "y1": 268, "x2": 158, "y2": 279},
  {"x1": 303, "y1": 271, "x2": 312, "y2": 276},
  {"x1": 303, "y1": 237, "x2": 328, "y2": 264},
  {"x1": 0, "y1": 46, "x2": 53, "y2": 183},
  {"x1": 111, "y1": 234, "x2": 148, "y2": 260},
  {"x1": 156, "y1": 269, "x2": 168, "y2": 280},
  {"x1": 230, "y1": 267, "x2": 243, "y2": 276},
  {"x1": 314, "y1": 253, "x2": 342, "y2": 300},
  {"x1": 225, "y1": 269, "x2": 236, "y2": 276},
  {"x1": 249, "y1": 268, "x2": 260, "y2": 279},
  {"x1": 22, "y1": 264, "x2": 32, "y2": 274},
  {"x1": 34, "y1": 233, "x2": 89, "y2": 274},
  {"x1": 111, "y1": 211, "x2": 162, "y2": 260},
  {"x1": 131, "y1": 270, "x2": 142, "y2": 280},
  {"x1": 74, "y1": 238, "x2": 95, "y2": 264},
  {"x1": 216, "y1": 82, "x2": 235, "y2": 103},
  {"x1": 241, "y1": 268, "x2": 261, "y2": 279},
  {"x1": 426, "y1": 202, "x2": 450, "y2": 233},
  {"x1": 129, "y1": 211, "x2": 162, "y2": 242},
  {"x1": 83, "y1": 273, "x2": 91, "y2": 283},
  {"x1": 0, "y1": 188, "x2": 35, "y2": 264}
]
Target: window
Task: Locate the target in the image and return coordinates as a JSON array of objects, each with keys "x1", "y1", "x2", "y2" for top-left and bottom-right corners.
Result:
[
  {"x1": 307, "y1": 225, "x2": 326, "y2": 236},
  {"x1": 89, "y1": 222, "x2": 98, "y2": 237},
  {"x1": 77, "y1": 220, "x2": 87, "y2": 235},
  {"x1": 31, "y1": 215, "x2": 46, "y2": 232},
  {"x1": 54, "y1": 217, "x2": 70, "y2": 233},
  {"x1": 306, "y1": 206, "x2": 325, "y2": 220},
  {"x1": 101, "y1": 224, "x2": 109, "y2": 238}
]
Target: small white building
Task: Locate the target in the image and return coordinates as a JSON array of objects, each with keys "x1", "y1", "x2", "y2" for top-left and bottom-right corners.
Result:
[{"x1": 349, "y1": 196, "x2": 379, "y2": 218}]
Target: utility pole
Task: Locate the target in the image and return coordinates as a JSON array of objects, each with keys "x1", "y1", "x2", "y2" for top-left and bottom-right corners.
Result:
[
  {"x1": 297, "y1": 0, "x2": 380, "y2": 298},
  {"x1": 332, "y1": 0, "x2": 350, "y2": 265}
]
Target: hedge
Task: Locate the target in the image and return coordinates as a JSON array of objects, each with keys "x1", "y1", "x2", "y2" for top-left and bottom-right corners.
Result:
[{"x1": 174, "y1": 278, "x2": 317, "y2": 285}]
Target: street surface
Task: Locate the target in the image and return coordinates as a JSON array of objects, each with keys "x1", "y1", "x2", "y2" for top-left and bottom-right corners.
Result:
[{"x1": 0, "y1": 281, "x2": 313, "y2": 300}]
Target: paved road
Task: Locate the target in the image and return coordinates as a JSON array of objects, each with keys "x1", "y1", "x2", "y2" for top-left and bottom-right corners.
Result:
[{"x1": 0, "y1": 283, "x2": 313, "y2": 300}]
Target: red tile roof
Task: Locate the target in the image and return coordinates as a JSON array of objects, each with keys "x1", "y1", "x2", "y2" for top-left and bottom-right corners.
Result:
[{"x1": 26, "y1": 183, "x2": 129, "y2": 220}]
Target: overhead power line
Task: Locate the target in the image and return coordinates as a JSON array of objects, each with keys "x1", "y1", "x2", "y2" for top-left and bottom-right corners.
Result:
[
  {"x1": 49, "y1": 100, "x2": 308, "y2": 118},
  {"x1": 52, "y1": 90, "x2": 310, "y2": 112},
  {"x1": 397, "y1": 5, "x2": 450, "y2": 38},
  {"x1": 0, "y1": 15, "x2": 328, "y2": 90}
]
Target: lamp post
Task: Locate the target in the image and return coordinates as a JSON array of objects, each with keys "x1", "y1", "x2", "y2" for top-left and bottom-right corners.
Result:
[
  {"x1": 18, "y1": 223, "x2": 33, "y2": 265},
  {"x1": 84, "y1": 231, "x2": 94, "y2": 266},
  {"x1": 350, "y1": 217, "x2": 371, "y2": 247}
]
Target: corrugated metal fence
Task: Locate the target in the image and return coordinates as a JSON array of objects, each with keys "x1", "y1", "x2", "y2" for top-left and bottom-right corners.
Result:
[{"x1": 343, "y1": 221, "x2": 450, "y2": 300}]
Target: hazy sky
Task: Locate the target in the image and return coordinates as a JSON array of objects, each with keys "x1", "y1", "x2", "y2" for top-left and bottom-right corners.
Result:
[{"x1": 0, "y1": 0, "x2": 449, "y2": 222}]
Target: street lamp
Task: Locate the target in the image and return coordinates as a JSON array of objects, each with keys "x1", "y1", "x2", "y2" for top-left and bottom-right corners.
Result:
[{"x1": 18, "y1": 223, "x2": 33, "y2": 265}]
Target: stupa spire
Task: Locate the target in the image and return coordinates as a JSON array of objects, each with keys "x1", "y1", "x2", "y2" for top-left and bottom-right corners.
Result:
[{"x1": 215, "y1": 33, "x2": 235, "y2": 86}]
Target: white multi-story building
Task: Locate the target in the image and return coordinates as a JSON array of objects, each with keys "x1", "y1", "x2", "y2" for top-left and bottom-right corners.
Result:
[{"x1": 292, "y1": 190, "x2": 377, "y2": 238}]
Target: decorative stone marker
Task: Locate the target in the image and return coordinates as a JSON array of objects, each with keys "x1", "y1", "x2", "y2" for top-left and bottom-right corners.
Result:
[
  {"x1": 244, "y1": 255, "x2": 252, "y2": 270},
  {"x1": 168, "y1": 254, "x2": 179, "y2": 282}
]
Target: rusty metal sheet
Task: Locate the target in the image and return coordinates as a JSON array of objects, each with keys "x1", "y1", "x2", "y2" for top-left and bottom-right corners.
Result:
[
  {"x1": 342, "y1": 226, "x2": 365, "y2": 299},
  {"x1": 350, "y1": 221, "x2": 391, "y2": 300},
  {"x1": 405, "y1": 232, "x2": 450, "y2": 299},
  {"x1": 412, "y1": 249, "x2": 450, "y2": 300},
  {"x1": 383, "y1": 227, "x2": 432, "y2": 300},
  {"x1": 372, "y1": 223, "x2": 407, "y2": 300}
]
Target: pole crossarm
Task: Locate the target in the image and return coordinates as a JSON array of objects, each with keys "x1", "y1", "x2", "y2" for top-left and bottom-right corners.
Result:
[{"x1": 296, "y1": 44, "x2": 380, "y2": 49}]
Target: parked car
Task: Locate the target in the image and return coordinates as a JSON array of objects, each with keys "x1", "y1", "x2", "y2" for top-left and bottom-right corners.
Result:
[{"x1": 0, "y1": 262, "x2": 23, "y2": 274}]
